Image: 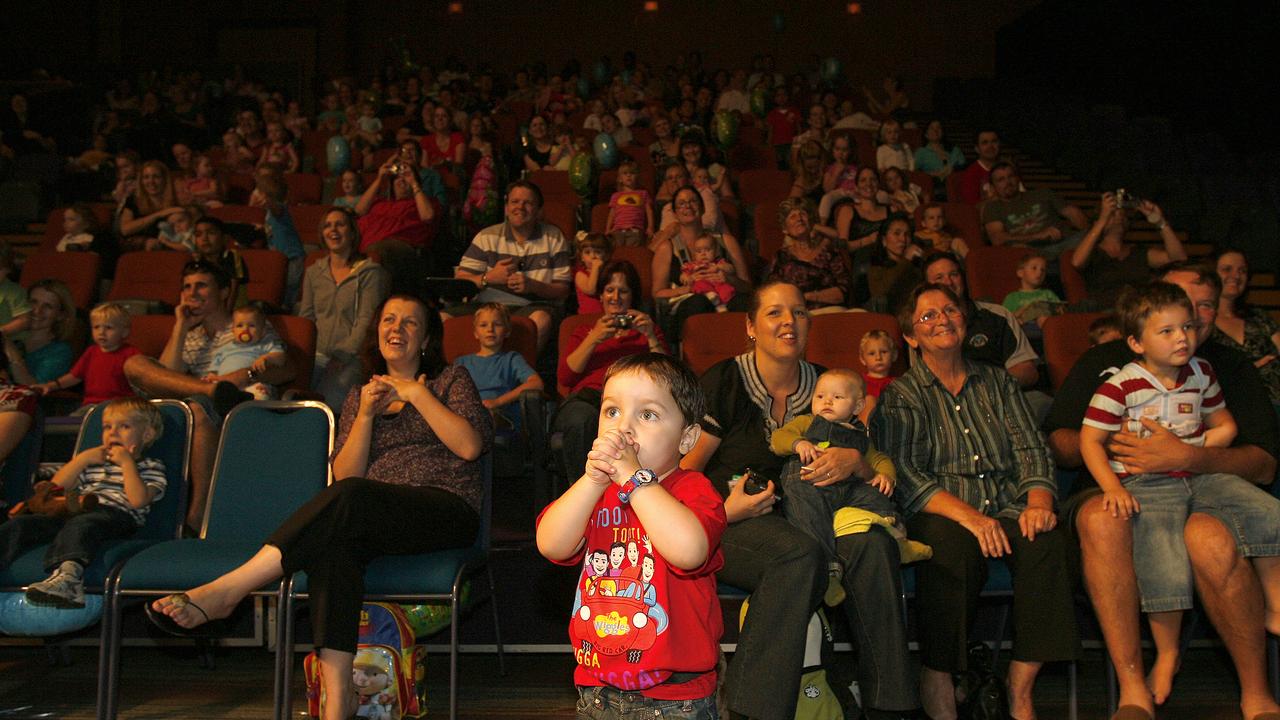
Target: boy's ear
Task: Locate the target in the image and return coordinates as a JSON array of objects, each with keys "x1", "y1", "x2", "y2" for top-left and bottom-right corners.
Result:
[
  {"x1": 853, "y1": 396, "x2": 866, "y2": 416},
  {"x1": 678, "y1": 423, "x2": 701, "y2": 455},
  {"x1": 1125, "y1": 334, "x2": 1143, "y2": 356}
]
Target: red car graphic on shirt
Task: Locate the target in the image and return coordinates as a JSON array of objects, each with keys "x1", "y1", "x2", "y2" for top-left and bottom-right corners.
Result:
[{"x1": 572, "y1": 576, "x2": 657, "y2": 664}]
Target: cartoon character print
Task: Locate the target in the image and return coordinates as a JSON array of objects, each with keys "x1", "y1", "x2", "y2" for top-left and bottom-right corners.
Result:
[
  {"x1": 352, "y1": 647, "x2": 397, "y2": 720},
  {"x1": 570, "y1": 505, "x2": 670, "y2": 672}
]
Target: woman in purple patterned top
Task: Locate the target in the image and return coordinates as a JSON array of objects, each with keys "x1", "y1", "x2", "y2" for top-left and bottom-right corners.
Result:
[
  {"x1": 149, "y1": 294, "x2": 492, "y2": 720},
  {"x1": 766, "y1": 197, "x2": 854, "y2": 311}
]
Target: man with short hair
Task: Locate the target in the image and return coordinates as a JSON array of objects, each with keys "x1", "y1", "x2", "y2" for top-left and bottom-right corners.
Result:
[
  {"x1": 954, "y1": 129, "x2": 1002, "y2": 205},
  {"x1": 982, "y1": 162, "x2": 1090, "y2": 260},
  {"x1": 452, "y1": 180, "x2": 571, "y2": 352},
  {"x1": 922, "y1": 253, "x2": 1039, "y2": 389},
  {"x1": 1045, "y1": 262, "x2": 1280, "y2": 720},
  {"x1": 124, "y1": 262, "x2": 295, "y2": 531}
]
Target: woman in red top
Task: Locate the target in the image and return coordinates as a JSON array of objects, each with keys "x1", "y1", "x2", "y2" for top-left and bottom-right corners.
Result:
[
  {"x1": 419, "y1": 106, "x2": 465, "y2": 168},
  {"x1": 552, "y1": 260, "x2": 666, "y2": 481}
]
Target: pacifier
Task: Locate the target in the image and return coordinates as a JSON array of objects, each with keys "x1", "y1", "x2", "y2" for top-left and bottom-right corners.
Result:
[{"x1": 237, "y1": 331, "x2": 253, "y2": 343}]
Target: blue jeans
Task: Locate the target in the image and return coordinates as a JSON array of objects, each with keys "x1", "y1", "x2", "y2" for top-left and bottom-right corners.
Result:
[
  {"x1": 1123, "y1": 473, "x2": 1194, "y2": 612},
  {"x1": 575, "y1": 686, "x2": 717, "y2": 719},
  {"x1": 0, "y1": 506, "x2": 138, "y2": 572},
  {"x1": 1187, "y1": 472, "x2": 1280, "y2": 557}
]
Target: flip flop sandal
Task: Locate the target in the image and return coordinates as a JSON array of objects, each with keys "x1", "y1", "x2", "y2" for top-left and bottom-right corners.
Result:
[
  {"x1": 1111, "y1": 705, "x2": 1154, "y2": 720},
  {"x1": 144, "y1": 593, "x2": 238, "y2": 638}
]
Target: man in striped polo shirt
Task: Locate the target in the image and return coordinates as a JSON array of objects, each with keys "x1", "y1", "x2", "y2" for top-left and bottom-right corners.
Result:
[{"x1": 453, "y1": 179, "x2": 571, "y2": 352}]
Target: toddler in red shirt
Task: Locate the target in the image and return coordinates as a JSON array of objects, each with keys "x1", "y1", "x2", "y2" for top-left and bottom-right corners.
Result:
[
  {"x1": 537, "y1": 353, "x2": 725, "y2": 710},
  {"x1": 37, "y1": 302, "x2": 139, "y2": 407}
]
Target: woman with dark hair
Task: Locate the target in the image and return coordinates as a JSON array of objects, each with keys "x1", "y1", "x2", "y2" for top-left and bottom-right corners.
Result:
[
  {"x1": 520, "y1": 115, "x2": 555, "y2": 172},
  {"x1": 650, "y1": 185, "x2": 753, "y2": 339},
  {"x1": 149, "y1": 293, "x2": 492, "y2": 720},
  {"x1": 872, "y1": 282, "x2": 1076, "y2": 720},
  {"x1": 684, "y1": 281, "x2": 918, "y2": 720},
  {"x1": 860, "y1": 213, "x2": 925, "y2": 311},
  {"x1": 826, "y1": 166, "x2": 888, "y2": 254},
  {"x1": 679, "y1": 135, "x2": 732, "y2": 200},
  {"x1": 552, "y1": 260, "x2": 666, "y2": 480},
  {"x1": 297, "y1": 208, "x2": 392, "y2": 410},
  {"x1": 1214, "y1": 249, "x2": 1280, "y2": 411},
  {"x1": 1, "y1": 279, "x2": 76, "y2": 468}
]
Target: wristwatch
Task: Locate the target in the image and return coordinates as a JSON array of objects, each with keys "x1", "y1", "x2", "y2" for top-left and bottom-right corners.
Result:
[{"x1": 617, "y1": 468, "x2": 658, "y2": 504}]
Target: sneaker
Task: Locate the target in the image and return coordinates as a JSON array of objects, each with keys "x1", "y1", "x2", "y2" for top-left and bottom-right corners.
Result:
[{"x1": 26, "y1": 561, "x2": 86, "y2": 609}]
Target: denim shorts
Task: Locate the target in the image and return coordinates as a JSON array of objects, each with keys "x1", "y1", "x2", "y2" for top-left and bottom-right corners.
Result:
[
  {"x1": 1187, "y1": 472, "x2": 1280, "y2": 558},
  {"x1": 1123, "y1": 473, "x2": 1194, "y2": 613},
  {"x1": 575, "y1": 685, "x2": 718, "y2": 720}
]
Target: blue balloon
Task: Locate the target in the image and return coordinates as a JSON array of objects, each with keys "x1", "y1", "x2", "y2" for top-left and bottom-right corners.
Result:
[
  {"x1": 592, "y1": 61, "x2": 609, "y2": 86},
  {"x1": 593, "y1": 132, "x2": 619, "y2": 170},
  {"x1": 0, "y1": 592, "x2": 103, "y2": 636},
  {"x1": 577, "y1": 76, "x2": 591, "y2": 98},
  {"x1": 326, "y1": 135, "x2": 351, "y2": 174}
]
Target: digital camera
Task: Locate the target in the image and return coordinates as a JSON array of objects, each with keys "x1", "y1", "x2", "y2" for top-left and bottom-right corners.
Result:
[
  {"x1": 1115, "y1": 188, "x2": 1141, "y2": 210},
  {"x1": 612, "y1": 313, "x2": 633, "y2": 329}
]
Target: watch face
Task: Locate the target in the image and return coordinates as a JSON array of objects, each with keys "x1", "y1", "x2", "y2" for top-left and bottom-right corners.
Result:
[{"x1": 633, "y1": 469, "x2": 657, "y2": 485}]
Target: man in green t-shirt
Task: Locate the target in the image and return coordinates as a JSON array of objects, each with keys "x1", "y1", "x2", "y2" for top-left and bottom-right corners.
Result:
[{"x1": 982, "y1": 162, "x2": 1089, "y2": 260}]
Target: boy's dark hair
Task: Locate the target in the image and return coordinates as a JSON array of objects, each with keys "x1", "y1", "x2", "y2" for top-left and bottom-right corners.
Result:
[
  {"x1": 595, "y1": 259, "x2": 642, "y2": 298},
  {"x1": 603, "y1": 353, "x2": 706, "y2": 428},
  {"x1": 1016, "y1": 251, "x2": 1047, "y2": 271},
  {"x1": 1116, "y1": 281, "x2": 1194, "y2": 342},
  {"x1": 1088, "y1": 314, "x2": 1122, "y2": 344},
  {"x1": 194, "y1": 215, "x2": 225, "y2": 234},
  {"x1": 104, "y1": 397, "x2": 164, "y2": 450}
]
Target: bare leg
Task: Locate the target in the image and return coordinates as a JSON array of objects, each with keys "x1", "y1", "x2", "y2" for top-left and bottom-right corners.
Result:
[
  {"x1": 318, "y1": 648, "x2": 358, "y2": 720},
  {"x1": 124, "y1": 355, "x2": 216, "y2": 399},
  {"x1": 1251, "y1": 556, "x2": 1280, "y2": 636},
  {"x1": 0, "y1": 412, "x2": 34, "y2": 466},
  {"x1": 186, "y1": 403, "x2": 218, "y2": 530},
  {"x1": 1076, "y1": 495, "x2": 1154, "y2": 714},
  {"x1": 1146, "y1": 611, "x2": 1183, "y2": 705},
  {"x1": 528, "y1": 309, "x2": 551, "y2": 353},
  {"x1": 1185, "y1": 513, "x2": 1280, "y2": 719},
  {"x1": 920, "y1": 666, "x2": 958, "y2": 720},
  {"x1": 1007, "y1": 659, "x2": 1042, "y2": 719},
  {"x1": 151, "y1": 545, "x2": 283, "y2": 628}
]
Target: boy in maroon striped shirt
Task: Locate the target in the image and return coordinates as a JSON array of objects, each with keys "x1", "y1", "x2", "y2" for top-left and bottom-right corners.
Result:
[{"x1": 1080, "y1": 281, "x2": 1237, "y2": 704}]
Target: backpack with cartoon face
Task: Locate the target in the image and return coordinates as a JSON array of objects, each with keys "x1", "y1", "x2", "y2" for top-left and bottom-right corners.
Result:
[{"x1": 304, "y1": 602, "x2": 428, "y2": 719}]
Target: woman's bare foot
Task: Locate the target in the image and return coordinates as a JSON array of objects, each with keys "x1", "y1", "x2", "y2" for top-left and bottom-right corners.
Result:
[
  {"x1": 151, "y1": 581, "x2": 244, "y2": 629},
  {"x1": 1146, "y1": 650, "x2": 1180, "y2": 705}
]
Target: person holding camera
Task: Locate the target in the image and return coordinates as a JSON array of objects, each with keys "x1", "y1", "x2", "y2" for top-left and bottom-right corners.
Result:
[
  {"x1": 552, "y1": 260, "x2": 666, "y2": 481},
  {"x1": 353, "y1": 152, "x2": 439, "y2": 254},
  {"x1": 1069, "y1": 190, "x2": 1186, "y2": 311}
]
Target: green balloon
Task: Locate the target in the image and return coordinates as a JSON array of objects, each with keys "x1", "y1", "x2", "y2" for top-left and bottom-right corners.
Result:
[
  {"x1": 714, "y1": 110, "x2": 740, "y2": 149},
  {"x1": 750, "y1": 86, "x2": 767, "y2": 118},
  {"x1": 569, "y1": 151, "x2": 594, "y2": 195}
]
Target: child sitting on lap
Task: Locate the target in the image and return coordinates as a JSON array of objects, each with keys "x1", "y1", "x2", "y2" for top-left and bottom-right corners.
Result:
[
  {"x1": 1080, "y1": 281, "x2": 1238, "y2": 704},
  {"x1": 1, "y1": 397, "x2": 166, "y2": 609},
  {"x1": 770, "y1": 368, "x2": 903, "y2": 606},
  {"x1": 454, "y1": 303, "x2": 544, "y2": 429},
  {"x1": 537, "y1": 353, "x2": 725, "y2": 712},
  {"x1": 36, "y1": 302, "x2": 140, "y2": 407},
  {"x1": 204, "y1": 305, "x2": 286, "y2": 400},
  {"x1": 679, "y1": 234, "x2": 736, "y2": 311}
]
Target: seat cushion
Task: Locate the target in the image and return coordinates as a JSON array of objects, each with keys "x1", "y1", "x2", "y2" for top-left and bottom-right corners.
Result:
[{"x1": 115, "y1": 540, "x2": 280, "y2": 593}]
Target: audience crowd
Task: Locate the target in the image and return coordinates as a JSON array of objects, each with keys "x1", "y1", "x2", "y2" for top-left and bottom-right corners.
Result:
[{"x1": 3, "y1": 51, "x2": 1279, "y2": 720}]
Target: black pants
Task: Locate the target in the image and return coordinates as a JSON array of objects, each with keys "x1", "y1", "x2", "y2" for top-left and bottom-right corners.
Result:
[
  {"x1": 907, "y1": 513, "x2": 1079, "y2": 672},
  {"x1": 266, "y1": 478, "x2": 479, "y2": 653},
  {"x1": 0, "y1": 506, "x2": 137, "y2": 572},
  {"x1": 657, "y1": 292, "x2": 751, "y2": 344},
  {"x1": 551, "y1": 388, "x2": 602, "y2": 482}
]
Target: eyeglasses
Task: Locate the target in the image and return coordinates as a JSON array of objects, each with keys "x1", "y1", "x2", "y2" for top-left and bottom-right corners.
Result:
[{"x1": 914, "y1": 305, "x2": 964, "y2": 326}]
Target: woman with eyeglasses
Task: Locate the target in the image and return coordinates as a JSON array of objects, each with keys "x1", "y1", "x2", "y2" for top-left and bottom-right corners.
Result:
[
  {"x1": 870, "y1": 283, "x2": 1077, "y2": 720},
  {"x1": 650, "y1": 185, "x2": 752, "y2": 341}
]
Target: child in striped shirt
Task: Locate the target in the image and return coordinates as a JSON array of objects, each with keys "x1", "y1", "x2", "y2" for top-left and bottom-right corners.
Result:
[{"x1": 1080, "y1": 281, "x2": 1237, "y2": 704}]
